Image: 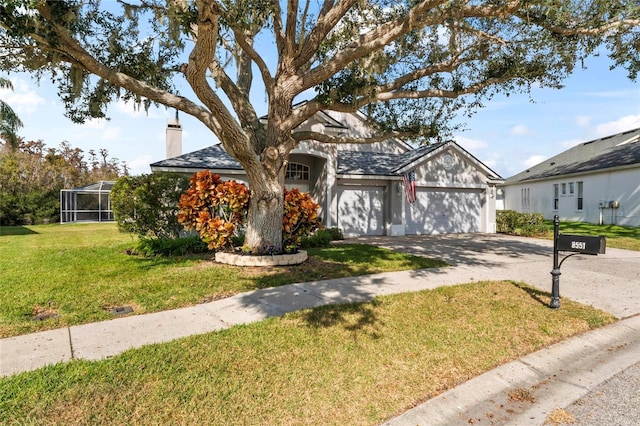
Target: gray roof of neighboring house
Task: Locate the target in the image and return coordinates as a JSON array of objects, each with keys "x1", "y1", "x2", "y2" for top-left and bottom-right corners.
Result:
[{"x1": 505, "y1": 128, "x2": 640, "y2": 184}]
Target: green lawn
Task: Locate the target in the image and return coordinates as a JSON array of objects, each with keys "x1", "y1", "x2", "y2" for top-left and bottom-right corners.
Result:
[
  {"x1": 0, "y1": 223, "x2": 446, "y2": 338},
  {"x1": 0, "y1": 280, "x2": 614, "y2": 425},
  {"x1": 542, "y1": 220, "x2": 640, "y2": 251}
]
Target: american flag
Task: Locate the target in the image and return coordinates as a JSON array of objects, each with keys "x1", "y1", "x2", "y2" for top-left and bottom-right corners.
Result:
[{"x1": 403, "y1": 170, "x2": 417, "y2": 204}]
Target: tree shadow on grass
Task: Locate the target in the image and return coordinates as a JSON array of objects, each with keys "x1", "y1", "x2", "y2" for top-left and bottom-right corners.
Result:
[
  {"x1": 0, "y1": 226, "x2": 39, "y2": 236},
  {"x1": 301, "y1": 299, "x2": 382, "y2": 339}
]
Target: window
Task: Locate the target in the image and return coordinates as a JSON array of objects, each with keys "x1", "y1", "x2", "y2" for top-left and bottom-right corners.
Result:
[
  {"x1": 553, "y1": 184, "x2": 559, "y2": 210},
  {"x1": 561, "y1": 183, "x2": 567, "y2": 195},
  {"x1": 285, "y1": 163, "x2": 309, "y2": 181},
  {"x1": 521, "y1": 188, "x2": 530, "y2": 211},
  {"x1": 577, "y1": 181, "x2": 584, "y2": 210},
  {"x1": 569, "y1": 182, "x2": 575, "y2": 195}
]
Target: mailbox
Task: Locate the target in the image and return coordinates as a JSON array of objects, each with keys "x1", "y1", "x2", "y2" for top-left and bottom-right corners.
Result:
[
  {"x1": 550, "y1": 215, "x2": 606, "y2": 310},
  {"x1": 557, "y1": 234, "x2": 606, "y2": 255}
]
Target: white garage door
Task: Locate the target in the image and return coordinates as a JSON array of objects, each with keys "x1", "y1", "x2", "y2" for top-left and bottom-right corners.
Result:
[
  {"x1": 405, "y1": 189, "x2": 482, "y2": 234},
  {"x1": 337, "y1": 186, "x2": 385, "y2": 236}
]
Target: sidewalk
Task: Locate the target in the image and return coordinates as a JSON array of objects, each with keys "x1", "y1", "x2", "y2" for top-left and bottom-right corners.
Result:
[{"x1": 2, "y1": 234, "x2": 640, "y2": 424}]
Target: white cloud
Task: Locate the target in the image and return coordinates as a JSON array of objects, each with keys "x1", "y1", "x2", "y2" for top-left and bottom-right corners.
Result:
[
  {"x1": 125, "y1": 154, "x2": 153, "y2": 176},
  {"x1": 455, "y1": 135, "x2": 487, "y2": 151},
  {"x1": 101, "y1": 126, "x2": 120, "y2": 140},
  {"x1": 523, "y1": 154, "x2": 547, "y2": 169},
  {"x1": 574, "y1": 116, "x2": 591, "y2": 127},
  {"x1": 483, "y1": 158, "x2": 497, "y2": 169},
  {"x1": 81, "y1": 118, "x2": 107, "y2": 129},
  {"x1": 594, "y1": 115, "x2": 640, "y2": 137},
  {"x1": 0, "y1": 77, "x2": 46, "y2": 114},
  {"x1": 511, "y1": 124, "x2": 532, "y2": 136}
]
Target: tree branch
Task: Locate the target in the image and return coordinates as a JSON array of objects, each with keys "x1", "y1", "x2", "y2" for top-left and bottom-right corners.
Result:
[
  {"x1": 271, "y1": 0, "x2": 286, "y2": 57},
  {"x1": 520, "y1": 15, "x2": 640, "y2": 37},
  {"x1": 294, "y1": 0, "x2": 357, "y2": 69},
  {"x1": 377, "y1": 77, "x2": 503, "y2": 101},
  {"x1": 285, "y1": 0, "x2": 299, "y2": 57},
  {"x1": 301, "y1": 0, "x2": 449, "y2": 91},
  {"x1": 29, "y1": 3, "x2": 215, "y2": 126},
  {"x1": 231, "y1": 26, "x2": 275, "y2": 98}
]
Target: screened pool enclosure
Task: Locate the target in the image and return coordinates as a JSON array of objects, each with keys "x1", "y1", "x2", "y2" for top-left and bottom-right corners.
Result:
[{"x1": 60, "y1": 181, "x2": 115, "y2": 223}]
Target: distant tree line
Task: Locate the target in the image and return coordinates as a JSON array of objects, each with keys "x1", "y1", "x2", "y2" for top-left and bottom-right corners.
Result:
[{"x1": 0, "y1": 138, "x2": 127, "y2": 225}]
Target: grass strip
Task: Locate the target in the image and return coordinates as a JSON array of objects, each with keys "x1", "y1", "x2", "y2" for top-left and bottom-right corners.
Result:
[{"x1": 0, "y1": 280, "x2": 615, "y2": 425}]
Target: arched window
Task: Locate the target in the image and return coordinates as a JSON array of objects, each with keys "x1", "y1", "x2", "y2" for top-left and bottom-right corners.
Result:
[{"x1": 286, "y1": 163, "x2": 309, "y2": 181}]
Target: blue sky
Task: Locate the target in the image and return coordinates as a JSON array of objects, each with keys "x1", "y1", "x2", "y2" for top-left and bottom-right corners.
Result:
[{"x1": 1, "y1": 53, "x2": 638, "y2": 178}]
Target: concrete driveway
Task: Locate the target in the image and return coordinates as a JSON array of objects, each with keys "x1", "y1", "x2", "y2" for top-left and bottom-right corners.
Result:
[{"x1": 344, "y1": 233, "x2": 640, "y2": 319}]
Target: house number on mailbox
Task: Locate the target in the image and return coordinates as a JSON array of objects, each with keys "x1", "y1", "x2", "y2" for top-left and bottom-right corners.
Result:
[{"x1": 571, "y1": 241, "x2": 586, "y2": 250}]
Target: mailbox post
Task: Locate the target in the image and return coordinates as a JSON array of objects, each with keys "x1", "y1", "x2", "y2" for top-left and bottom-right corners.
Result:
[
  {"x1": 550, "y1": 216, "x2": 561, "y2": 308},
  {"x1": 550, "y1": 215, "x2": 606, "y2": 309}
]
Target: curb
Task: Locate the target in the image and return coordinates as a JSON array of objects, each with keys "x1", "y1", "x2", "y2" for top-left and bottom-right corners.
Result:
[{"x1": 383, "y1": 315, "x2": 640, "y2": 425}]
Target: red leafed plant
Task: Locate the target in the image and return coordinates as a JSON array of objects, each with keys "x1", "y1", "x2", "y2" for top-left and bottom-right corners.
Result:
[
  {"x1": 178, "y1": 171, "x2": 322, "y2": 252},
  {"x1": 178, "y1": 171, "x2": 249, "y2": 250},
  {"x1": 283, "y1": 188, "x2": 322, "y2": 247}
]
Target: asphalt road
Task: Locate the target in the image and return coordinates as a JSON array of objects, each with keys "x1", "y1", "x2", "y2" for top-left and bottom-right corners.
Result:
[{"x1": 564, "y1": 360, "x2": 640, "y2": 426}]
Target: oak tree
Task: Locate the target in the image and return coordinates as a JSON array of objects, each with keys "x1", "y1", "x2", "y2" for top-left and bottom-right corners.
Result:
[{"x1": 1, "y1": 0, "x2": 637, "y2": 252}]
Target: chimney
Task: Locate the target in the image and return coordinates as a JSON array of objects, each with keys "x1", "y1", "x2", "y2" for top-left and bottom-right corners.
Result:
[{"x1": 166, "y1": 111, "x2": 182, "y2": 158}]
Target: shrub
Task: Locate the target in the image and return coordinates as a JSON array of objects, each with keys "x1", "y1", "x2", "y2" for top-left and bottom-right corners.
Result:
[
  {"x1": 111, "y1": 173, "x2": 190, "y2": 239},
  {"x1": 325, "y1": 227, "x2": 344, "y2": 241},
  {"x1": 177, "y1": 171, "x2": 250, "y2": 250},
  {"x1": 497, "y1": 210, "x2": 547, "y2": 237},
  {"x1": 283, "y1": 188, "x2": 323, "y2": 247},
  {"x1": 300, "y1": 229, "x2": 333, "y2": 248}
]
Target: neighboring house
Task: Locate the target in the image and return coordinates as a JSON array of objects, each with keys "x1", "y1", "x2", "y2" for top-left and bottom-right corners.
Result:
[
  {"x1": 151, "y1": 110, "x2": 503, "y2": 237},
  {"x1": 501, "y1": 127, "x2": 640, "y2": 227}
]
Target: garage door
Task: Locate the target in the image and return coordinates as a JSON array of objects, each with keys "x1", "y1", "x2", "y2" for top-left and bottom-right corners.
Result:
[
  {"x1": 337, "y1": 186, "x2": 385, "y2": 236},
  {"x1": 405, "y1": 189, "x2": 482, "y2": 234}
]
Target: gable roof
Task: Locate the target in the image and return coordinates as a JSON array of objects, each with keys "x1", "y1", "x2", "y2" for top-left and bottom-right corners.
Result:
[
  {"x1": 337, "y1": 143, "x2": 446, "y2": 176},
  {"x1": 505, "y1": 127, "x2": 640, "y2": 184}
]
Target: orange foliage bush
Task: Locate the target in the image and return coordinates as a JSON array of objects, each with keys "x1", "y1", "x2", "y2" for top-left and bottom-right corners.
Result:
[
  {"x1": 178, "y1": 171, "x2": 249, "y2": 250},
  {"x1": 283, "y1": 188, "x2": 322, "y2": 247},
  {"x1": 178, "y1": 171, "x2": 322, "y2": 252}
]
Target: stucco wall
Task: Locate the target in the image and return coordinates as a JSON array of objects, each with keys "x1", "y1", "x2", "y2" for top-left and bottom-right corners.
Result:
[
  {"x1": 393, "y1": 148, "x2": 496, "y2": 234},
  {"x1": 502, "y1": 167, "x2": 640, "y2": 227}
]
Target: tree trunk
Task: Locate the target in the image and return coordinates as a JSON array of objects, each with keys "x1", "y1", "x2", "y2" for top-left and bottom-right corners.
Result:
[{"x1": 243, "y1": 150, "x2": 285, "y2": 254}]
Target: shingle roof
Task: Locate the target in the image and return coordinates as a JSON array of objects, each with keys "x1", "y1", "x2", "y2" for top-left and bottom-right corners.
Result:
[
  {"x1": 505, "y1": 128, "x2": 640, "y2": 184},
  {"x1": 150, "y1": 145, "x2": 242, "y2": 170},
  {"x1": 337, "y1": 142, "x2": 446, "y2": 175},
  {"x1": 153, "y1": 142, "x2": 451, "y2": 176}
]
